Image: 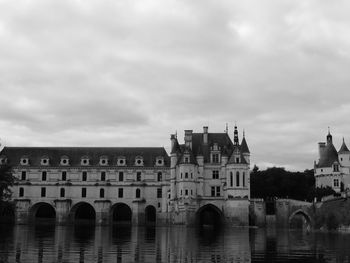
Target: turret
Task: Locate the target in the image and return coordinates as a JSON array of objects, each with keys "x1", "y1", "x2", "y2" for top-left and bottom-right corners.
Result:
[
  {"x1": 338, "y1": 138, "x2": 350, "y2": 167},
  {"x1": 241, "y1": 130, "x2": 250, "y2": 164},
  {"x1": 203, "y1": 126, "x2": 208, "y2": 145}
]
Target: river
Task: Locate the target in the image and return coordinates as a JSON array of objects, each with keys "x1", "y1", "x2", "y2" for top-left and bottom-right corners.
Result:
[{"x1": 0, "y1": 224, "x2": 349, "y2": 262}]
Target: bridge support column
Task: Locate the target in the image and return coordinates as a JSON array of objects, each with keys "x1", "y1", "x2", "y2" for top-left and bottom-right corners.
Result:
[
  {"x1": 275, "y1": 199, "x2": 290, "y2": 228},
  {"x1": 54, "y1": 199, "x2": 71, "y2": 225},
  {"x1": 132, "y1": 200, "x2": 145, "y2": 225},
  {"x1": 94, "y1": 200, "x2": 111, "y2": 225},
  {"x1": 15, "y1": 199, "x2": 31, "y2": 224}
]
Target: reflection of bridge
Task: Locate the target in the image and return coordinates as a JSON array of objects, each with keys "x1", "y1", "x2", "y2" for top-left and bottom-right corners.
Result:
[{"x1": 250, "y1": 199, "x2": 315, "y2": 229}]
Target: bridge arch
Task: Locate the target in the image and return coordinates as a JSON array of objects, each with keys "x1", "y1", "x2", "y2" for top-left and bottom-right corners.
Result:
[
  {"x1": 111, "y1": 203, "x2": 132, "y2": 224},
  {"x1": 289, "y1": 209, "x2": 312, "y2": 229},
  {"x1": 29, "y1": 202, "x2": 56, "y2": 223},
  {"x1": 70, "y1": 202, "x2": 96, "y2": 224},
  {"x1": 196, "y1": 204, "x2": 223, "y2": 227}
]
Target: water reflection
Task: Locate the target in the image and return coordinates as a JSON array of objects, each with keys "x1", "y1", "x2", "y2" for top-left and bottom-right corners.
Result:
[{"x1": 2, "y1": 224, "x2": 350, "y2": 262}]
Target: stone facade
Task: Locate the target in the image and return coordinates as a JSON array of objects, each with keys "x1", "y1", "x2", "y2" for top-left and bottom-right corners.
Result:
[
  {"x1": 0, "y1": 126, "x2": 251, "y2": 226},
  {"x1": 314, "y1": 130, "x2": 350, "y2": 192}
]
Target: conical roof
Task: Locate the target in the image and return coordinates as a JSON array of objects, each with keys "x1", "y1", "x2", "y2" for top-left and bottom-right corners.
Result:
[
  {"x1": 338, "y1": 138, "x2": 350, "y2": 154},
  {"x1": 318, "y1": 143, "x2": 339, "y2": 168},
  {"x1": 240, "y1": 137, "x2": 250, "y2": 153}
]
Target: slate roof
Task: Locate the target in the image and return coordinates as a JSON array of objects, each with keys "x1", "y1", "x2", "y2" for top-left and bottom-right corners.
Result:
[
  {"x1": 317, "y1": 143, "x2": 339, "y2": 168},
  {"x1": 240, "y1": 137, "x2": 250, "y2": 153},
  {"x1": 338, "y1": 139, "x2": 350, "y2": 154},
  {"x1": 173, "y1": 132, "x2": 250, "y2": 164},
  {"x1": 0, "y1": 147, "x2": 170, "y2": 167}
]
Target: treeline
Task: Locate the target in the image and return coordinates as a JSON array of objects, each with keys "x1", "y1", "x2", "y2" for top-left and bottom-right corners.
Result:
[{"x1": 250, "y1": 166, "x2": 335, "y2": 202}]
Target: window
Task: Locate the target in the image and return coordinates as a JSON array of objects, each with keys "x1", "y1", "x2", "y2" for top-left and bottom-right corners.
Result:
[
  {"x1": 230, "y1": 172, "x2": 233, "y2": 187},
  {"x1": 118, "y1": 158, "x2": 125, "y2": 166},
  {"x1": 60, "y1": 188, "x2": 65, "y2": 198},
  {"x1": 334, "y1": 179, "x2": 340, "y2": 188},
  {"x1": 61, "y1": 158, "x2": 69, "y2": 165},
  {"x1": 242, "y1": 172, "x2": 245, "y2": 187},
  {"x1": 236, "y1": 157, "x2": 240, "y2": 163},
  {"x1": 62, "y1": 171, "x2": 67, "y2": 181},
  {"x1": 19, "y1": 187, "x2": 24, "y2": 197},
  {"x1": 41, "y1": 158, "x2": 48, "y2": 165},
  {"x1": 136, "y1": 172, "x2": 141, "y2": 181},
  {"x1": 157, "y1": 159, "x2": 163, "y2": 165},
  {"x1": 216, "y1": 186, "x2": 220, "y2": 197},
  {"x1": 100, "y1": 188, "x2": 105, "y2": 198},
  {"x1": 185, "y1": 189, "x2": 188, "y2": 196},
  {"x1": 158, "y1": 202, "x2": 161, "y2": 208},
  {"x1": 157, "y1": 188, "x2": 162, "y2": 198},
  {"x1": 42, "y1": 171, "x2": 47, "y2": 181},
  {"x1": 184, "y1": 157, "x2": 189, "y2": 163},
  {"x1": 119, "y1": 172, "x2": 124, "y2": 181},
  {"x1": 212, "y1": 170, "x2": 219, "y2": 179},
  {"x1": 136, "y1": 188, "x2": 141, "y2": 198},
  {"x1": 21, "y1": 158, "x2": 29, "y2": 165},
  {"x1": 41, "y1": 187, "x2": 46, "y2": 197},
  {"x1": 82, "y1": 188, "x2": 87, "y2": 198},
  {"x1": 157, "y1": 172, "x2": 162, "y2": 182},
  {"x1": 191, "y1": 189, "x2": 193, "y2": 195},
  {"x1": 118, "y1": 188, "x2": 123, "y2": 198},
  {"x1": 334, "y1": 164, "x2": 339, "y2": 172},
  {"x1": 212, "y1": 154, "x2": 219, "y2": 163},
  {"x1": 181, "y1": 173, "x2": 183, "y2": 179},
  {"x1": 82, "y1": 171, "x2": 87, "y2": 181},
  {"x1": 180, "y1": 190, "x2": 183, "y2": 196},
  {"x1": 21, "y1": 171, "x2": 26, "y2": 181},
  {"x1": 236, "y1": 172, "x2": 240, "y2": 187},
  {"x1": 211, "y1": 186, "x2": 221, "y2": 197},
  {"x1": 101, "y1": 171, "x2": 106, "y2": 181},
  {"x1": 185, "y1": 172, "x2": 188, "y2": 179}
]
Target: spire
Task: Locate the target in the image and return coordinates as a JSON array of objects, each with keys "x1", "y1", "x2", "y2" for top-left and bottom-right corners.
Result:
[
  {"x1": 234, "y1": 125, "x2": 239, "y2": 145},
  {"x1": 326, "y1": 127, "x2": 332, "y2": 144}
]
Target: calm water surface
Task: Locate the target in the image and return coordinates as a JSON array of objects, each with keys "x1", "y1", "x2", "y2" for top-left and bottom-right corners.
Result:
[{"x1": 0, "y1": 224, "x2": 349, "y2": 263}]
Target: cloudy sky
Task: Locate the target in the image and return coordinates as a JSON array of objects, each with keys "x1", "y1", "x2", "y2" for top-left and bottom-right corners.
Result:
[{"x1": 1, "y1": 0, "x2": 350, "y2": 171}]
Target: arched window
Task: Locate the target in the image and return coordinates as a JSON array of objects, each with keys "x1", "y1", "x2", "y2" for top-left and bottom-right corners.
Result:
[
  {"x1": 136, "y1": 188, "x2": 141, "y2": 198},
  {"x1": 230, "y1": 172, "x2": 233, "y2": 187},
  {"x1": 100, "y1": 188, "x2": 105, "y2": 198},
  {"x1": 236, "y1": 171, "x2": 240, "y2": 187},
  {"x1": 60, "y1": 188, "x2": 65, "y2": 198}
]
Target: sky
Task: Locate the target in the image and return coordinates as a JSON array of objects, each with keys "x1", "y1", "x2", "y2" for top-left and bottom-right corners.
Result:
[{"x1": 1, "y1": 0, "x2": 350, "y2": 171}]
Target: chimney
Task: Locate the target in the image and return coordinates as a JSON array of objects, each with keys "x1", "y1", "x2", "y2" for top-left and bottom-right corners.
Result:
[
  {"x1": 184, "y1": 130, "x2": 193, "y2": 149},
  {"x1": 318, "y1": 142, "x2": 326, "y2": 157},
  {"x1": 170, "y1": 134, "x2": 176, "y2": 153},
  {"x1": 203, "y1": 126, "x2": 208, "y2": 144}
]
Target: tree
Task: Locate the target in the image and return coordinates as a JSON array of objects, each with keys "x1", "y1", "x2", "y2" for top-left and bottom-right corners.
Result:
[{"x1": 0, "y1": 164, "x2": 15, "y2": 202}]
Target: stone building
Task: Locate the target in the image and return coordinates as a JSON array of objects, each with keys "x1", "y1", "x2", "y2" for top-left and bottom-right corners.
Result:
[
  {"x1": 314, "y1": 130, "x2": 350, "y2": 192},
  {"x1": 0, "y1": 126, "x2": 251, "y2": 226}
]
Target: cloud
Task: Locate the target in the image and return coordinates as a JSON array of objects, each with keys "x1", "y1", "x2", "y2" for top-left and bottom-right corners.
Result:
[{"x1": 0, "y1": 0, "x2": 350, "y2": 170}]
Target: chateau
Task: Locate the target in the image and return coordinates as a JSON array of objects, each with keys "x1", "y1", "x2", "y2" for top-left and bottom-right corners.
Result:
[
  {"x1": 315, "y1": 130, "x2": 350, "y2": 192},
  {"x1": 0, "y1": 126, "x2": 250, "y2": 226}
]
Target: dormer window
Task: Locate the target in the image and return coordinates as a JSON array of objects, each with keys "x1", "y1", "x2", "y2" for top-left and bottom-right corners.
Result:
[
  {"x1": 334, "y1": 164, "x2": 339, "y2": 172},
  {"x1": 0, "y1": 156, "x2": 7, "y2": 165},
  {"x1": 117, "y1": 157, "x2": 126, "y2": 166},
  {"x1": 81, "y1": 156, "x2": 90, "y2": 166},
  {"x1": 135, "y1": 156, "x2": 143, "y2": 166},
  {"x1": 211, "y1": 153, "x2": 220, "y2": 163},
  {"x1": 156, "y1": 157, "x2": 164, "y2": 166},
  {"x1": 20, "y1": 157, "x2": 29, "y2": 166},
  {"x1": 236, "y1": 157, "x2": 240, "y2": 163},
  {"x1": 60, "y1": 156, "x2": 69, "y2": 166},
  {"x1": 99, "y1": 156, "x2": 108, "y2": 166},
  {"x1": 184, "y1": 155, "x2": 190, "y2": 163},
  {"x1": 41, "y1": 157, "x2": 49, "y2": 166}
]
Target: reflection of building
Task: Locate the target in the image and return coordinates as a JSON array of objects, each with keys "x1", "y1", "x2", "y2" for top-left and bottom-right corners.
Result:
[
  {"x1": 315, "y1": 130, "x2": 350, "y2": 192},
  {"x1": 0, "y1": 125, "x2": 250, "y2": 226}
]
